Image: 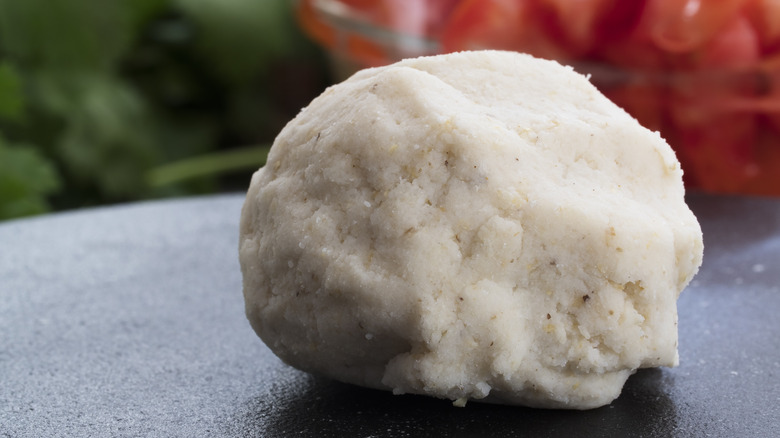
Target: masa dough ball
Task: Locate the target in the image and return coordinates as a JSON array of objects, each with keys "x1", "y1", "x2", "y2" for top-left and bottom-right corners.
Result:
[{"x1": 238, "y1": 50, "x2": 703, "y2": 409}]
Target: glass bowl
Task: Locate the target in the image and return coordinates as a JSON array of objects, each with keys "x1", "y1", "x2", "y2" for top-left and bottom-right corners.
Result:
[{"x1": 296, "y1": 0, "x2": 780, "y2": 196}]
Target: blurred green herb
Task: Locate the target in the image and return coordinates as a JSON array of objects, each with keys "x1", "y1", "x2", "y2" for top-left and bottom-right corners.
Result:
[
  {"x1": 146, "y1": 144, "x2": 270, "y2": 188},
  {"x1": 0, "y1": 136, "x2": 61, "y2": 220},
  {"x1": 0, "y1": 0, "x2": 328, "y2": 220}
]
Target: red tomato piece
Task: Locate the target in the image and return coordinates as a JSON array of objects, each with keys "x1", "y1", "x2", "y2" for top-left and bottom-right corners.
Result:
[
  {"x1": 678, "y1": 115, "x2": 759, "y2": 193},
  {"x1": 440, "y1": 0, "x2": 528, "y2": 51},
  {"x1": 297, "y1": 0, "x2": 392, "y2": 67},
  {"x1": 762, "y1": 81, "x2": 780, "y2": 134},
  {"x1": 769, "y1": 113, "x2": 780, "y2": 134},
  {"x1": 597, "y1": 33, "x2": 668, "y2": 70},
  {"x1": 745, "y1": 121, "x2": 780, "y2": 195},
  {"x1": 536, "y1": 0, "x2": 613, "y2": 55},
  {"x1": 440, "y1": 0, "x2": 570, "y2": 60},
  {"x1": 297, "y1": 0, "x2": 338, "y2": 50},
  {"x1": 594, "y1": 0, "x2": 649, "y2": 44},
  {"x1": 537, "y1": 0, "x2": 645, "y2": 56},
  {"x1": 383, "y1": 0, "x2": 432, "y2": 37},
  {"x1": 696, "y1": 15, "x2": 761, "y2": 70},
  {"x1": 602, "y1": 83, "x2": 666, "y2": 133},
  {"x1": 424, "y1": 0, "x2": 463, "y2": 35},
  {"x1": 747, "y1": 0, "x2": 780, "y2": 50},
  {"x1": 345, "y1": 33, "x2": 390, "y2": 67},
  {"x1": 669, "y1": 95, "x2": 759, "y2": 193},
  {"x1": 637, "y1": 0, "x2": 752, "y2": 53}
]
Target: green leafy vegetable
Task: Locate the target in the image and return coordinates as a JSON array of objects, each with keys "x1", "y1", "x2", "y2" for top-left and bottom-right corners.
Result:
[
  {"x1": 0, "y1": 62, "x2": 24, "y2": 121},
  {"x1": 0, "y1": 137, "x2": 61, "y2": 220},
  {"x1": 0, "y1": 0, "x2": 329, "y2": 221}
]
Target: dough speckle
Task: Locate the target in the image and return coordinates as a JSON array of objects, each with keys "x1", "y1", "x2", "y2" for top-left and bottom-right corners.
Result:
[{"x1": 239, "y1": 51, "x2": 703, "y2": 409}]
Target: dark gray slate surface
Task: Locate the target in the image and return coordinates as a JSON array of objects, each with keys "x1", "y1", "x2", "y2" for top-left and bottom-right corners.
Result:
[{"x1": 1, "y1": 193, "x2": 778, "y2": 437}]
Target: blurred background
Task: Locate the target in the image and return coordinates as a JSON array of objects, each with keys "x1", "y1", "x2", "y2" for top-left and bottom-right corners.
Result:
[
  {"x1": 0, "y1": 0, "x2": 330, "y2": 221},
  {"x1": 2, "y1": 0, "x2": 779, "y2": 221}
]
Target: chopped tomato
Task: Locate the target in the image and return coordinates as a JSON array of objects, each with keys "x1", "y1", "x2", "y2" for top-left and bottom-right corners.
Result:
[
  {"x1": 637, "y1": 0, "x2": 752, "y2": 53},
  {"x1": 424, "y1": 0, "x2": 463, "y2": 35},
  {"x1": 594, "y1": 0, "x2": 649, "y2": 45},
  {"x1": 602, "y1": 83, "x2": 667, "y2": 133},
  {"x1": 695, "y1": 15, "x2": 761, "y2": 70},
  {"x1": 381, "y1": 0, "x2": 432, "y2": 37},
  {"x1": 763, "y1": 79, "x2": 780, "y2": 133},
  {"x1": 674, "y1": 112, "x2": 758, "y2": 193},
  {"x1": 295, "y1": 0, "x2": 780, "y2": 195},
  {"x1": 537, "y1": 0, "x2": 645, "y2": 56},
  {"x1": 296, "y1": 0, "x2": 337, "y2": 50},
  {"x1": 597, "y1": 33, "x2": 668, "y2": 70},
  {"x1": 440, "y1": 0, "x2": 527, "y2": 51},
  {"x1": 747, "y1": 0, "x2": 780, "y2": 50},
  {"x1": 746, "y1": 120, "x2": 780, "y2": 194},
  {"x1": 535, "y1": 0, "x2": 612, "y2": 55},
  {"x1": 769, "y1": 113, "x2": 780, "y2": 136},
  {"x1": 440, "y1": 0, "x2": 570, "y2": 61}
]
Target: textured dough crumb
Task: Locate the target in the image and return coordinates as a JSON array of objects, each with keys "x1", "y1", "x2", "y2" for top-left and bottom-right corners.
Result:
[{"x1": 239, "y1": 50, "x2": 704, "y2": 409}]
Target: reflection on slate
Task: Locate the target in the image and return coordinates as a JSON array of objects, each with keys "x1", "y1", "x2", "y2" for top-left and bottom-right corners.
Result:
[
  {"x1": 0, "y1": 193, "x2": 778, "y2": 437},
  {"x1": 227, "y1": 369, "x2": 678, "y2": 438}
]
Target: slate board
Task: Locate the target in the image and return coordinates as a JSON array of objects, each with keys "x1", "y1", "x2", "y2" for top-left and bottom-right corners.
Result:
[{"x1": 1, "y1": 193, "x2": 778, "y2": 437}]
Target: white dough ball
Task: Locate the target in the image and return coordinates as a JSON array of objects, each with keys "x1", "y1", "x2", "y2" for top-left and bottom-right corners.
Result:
[{"x1": 239, "y1": 50, "x2": 703, "y2": 409}]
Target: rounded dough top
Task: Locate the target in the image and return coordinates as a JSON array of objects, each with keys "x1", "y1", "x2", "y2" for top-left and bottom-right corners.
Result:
[{"x1": 239, "y1": 50, "x2": 703, "y2": 409}]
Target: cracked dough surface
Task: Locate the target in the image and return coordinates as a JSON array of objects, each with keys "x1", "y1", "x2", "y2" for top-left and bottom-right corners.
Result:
[{"x1": 239, "y1": 50, "x2": 703, "y2": 409}]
